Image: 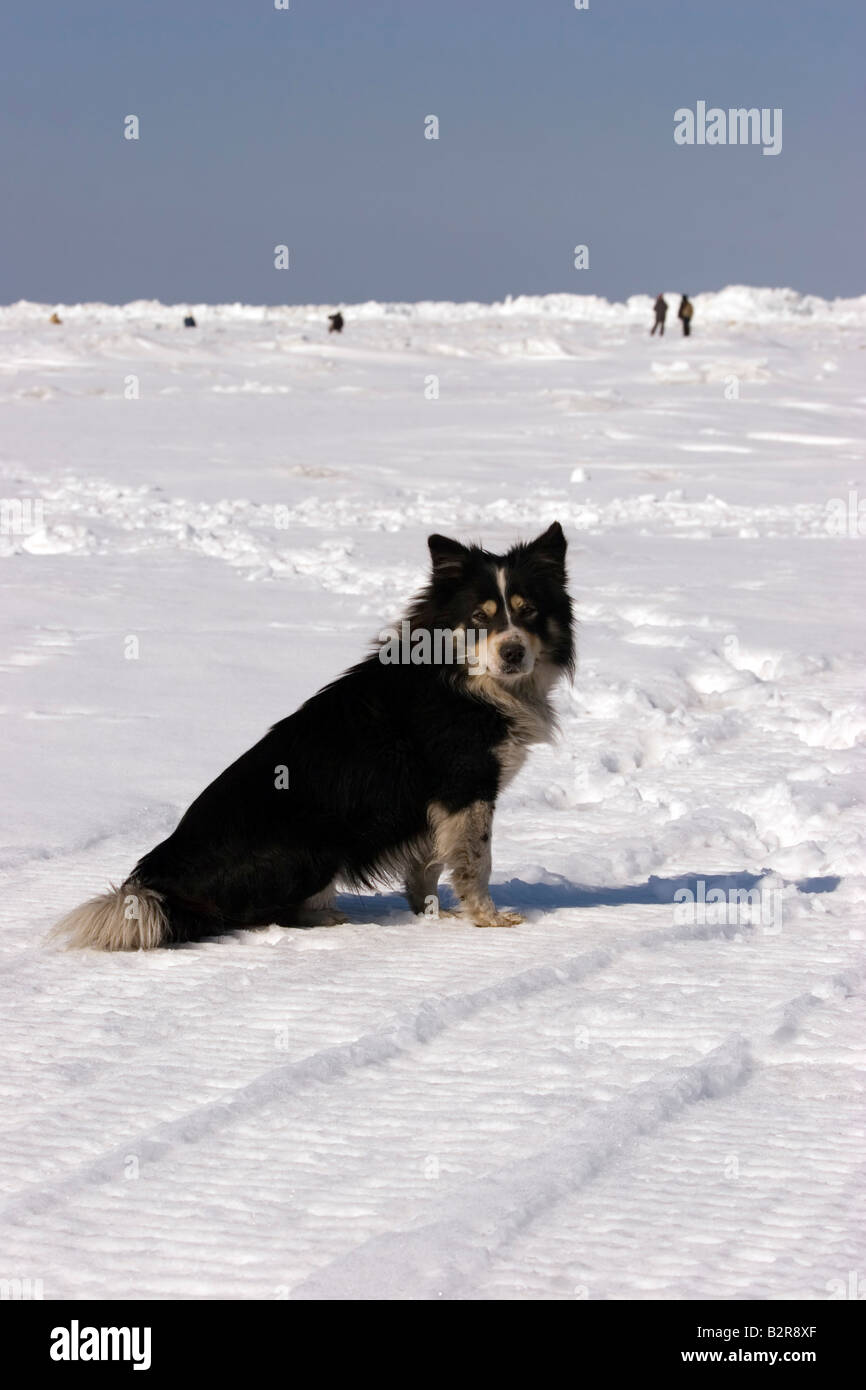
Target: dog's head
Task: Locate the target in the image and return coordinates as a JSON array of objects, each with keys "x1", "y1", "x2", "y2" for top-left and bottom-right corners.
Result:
[{"x1": 425, "y1": 522, "x2": 575, "y2": 682}]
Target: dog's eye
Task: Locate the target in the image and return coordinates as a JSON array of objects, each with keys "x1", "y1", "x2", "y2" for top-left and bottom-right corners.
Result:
[
  {"x1": 471, "y1": 609, "x2": 489, "y2": 625},
  {"x1": 516, "y1": 603, "x2": 537, "y2": 620}
]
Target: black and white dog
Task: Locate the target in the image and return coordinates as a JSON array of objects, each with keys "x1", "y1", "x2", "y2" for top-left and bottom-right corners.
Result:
[{"x1": 53, "y1": 522, "x2": 575, "y2": 949}]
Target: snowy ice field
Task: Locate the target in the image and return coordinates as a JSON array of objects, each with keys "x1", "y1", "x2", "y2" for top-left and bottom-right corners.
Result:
[{"x1": 1, "y1": 286, "x2": 865, "y2": 1301}]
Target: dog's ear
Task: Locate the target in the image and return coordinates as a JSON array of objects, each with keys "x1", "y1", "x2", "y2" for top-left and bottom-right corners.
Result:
[
  {"x1": 528, "y1": 521, "x2": 567, "y2": 570},
  {"x1": 428, "y1": 533, "x2": 469, "y2": 577}
]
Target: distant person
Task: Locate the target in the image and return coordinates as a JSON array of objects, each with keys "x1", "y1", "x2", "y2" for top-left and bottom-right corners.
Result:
[
  {"x1": 183, "y1": 314, "x2": 197, "y2": 328},
  {"x1": 328, "y1": 311, "x2": 344, "y2": 334},
  {"x1": 650, "y1": 294, "x2": 667, "y2": 336},
  {"x1": 49, "y1": 311, "x2": 62, "y2": 325},
  {"x1": 678, "y1": 294, "x2": 693, "y2": 337}
]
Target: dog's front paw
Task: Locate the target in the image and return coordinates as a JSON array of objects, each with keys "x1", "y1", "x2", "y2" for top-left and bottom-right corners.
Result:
[{"x1": 473, "y1": 908, "x2": 524, "y2": 929}]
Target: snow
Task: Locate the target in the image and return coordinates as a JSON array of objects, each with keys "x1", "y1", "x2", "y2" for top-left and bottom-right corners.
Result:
[{"x1": 1, "y1": 286, "x2": 865, "y2": 1301}]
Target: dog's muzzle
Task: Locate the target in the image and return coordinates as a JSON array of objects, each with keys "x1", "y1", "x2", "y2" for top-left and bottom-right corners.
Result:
[{"x1": 498, "y1": 639, "x2": 527, "y2": 674}]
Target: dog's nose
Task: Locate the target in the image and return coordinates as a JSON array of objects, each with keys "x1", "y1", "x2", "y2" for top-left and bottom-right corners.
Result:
[{"x1": 500, "y1": 641, "x2": 525, "y2": 668}]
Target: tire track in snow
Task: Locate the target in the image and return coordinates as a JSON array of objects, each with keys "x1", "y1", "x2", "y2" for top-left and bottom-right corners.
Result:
[
  {"x1": 460, "y1": 963, "x2": 866, "y2": 1303},
  {"x1": 288, "y1": 1036, "x2": 754, "y2": 1300},
  {"x1": 1, "y1": 946, "x2": 616, "y2": 1224},
  {"x1": 294, "y1": 958, "x2": 863, "y2": 1302},
  {"x1": 0, "y1": 914, "x2": 753, "y2": 1224}
]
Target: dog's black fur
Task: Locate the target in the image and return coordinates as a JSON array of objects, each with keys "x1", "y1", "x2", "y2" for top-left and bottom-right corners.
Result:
[{"x1": 53, "y1": 523, "x2": 574, "y2": 948}]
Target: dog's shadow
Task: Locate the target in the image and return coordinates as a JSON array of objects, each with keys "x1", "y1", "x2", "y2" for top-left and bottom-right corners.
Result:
[
  {"x1": 339, "y1": 869, "x2": 840, "y2": 921},
  {"x1": 175, "y1": 870, "x2": 840, "y2": 946}
]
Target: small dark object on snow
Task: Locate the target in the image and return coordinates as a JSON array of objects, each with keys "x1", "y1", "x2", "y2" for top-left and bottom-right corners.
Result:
[
  {"x1": 49, "y1": 311, "x2": 62, "y2": 325},
  {"x1": 328, "y1": 312, "x2": 344, "y2": 334},
  {"x1": 183, "y1": 314, "x2": 197, "y2": 328},
  {"x1": 678, "y1": 295, "x2": 694, "y2": 337}
]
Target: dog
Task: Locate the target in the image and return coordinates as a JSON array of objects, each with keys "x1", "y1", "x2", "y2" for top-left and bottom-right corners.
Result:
[{"x1": 52, "y1": 522, "x2": 575, "y2": 949}]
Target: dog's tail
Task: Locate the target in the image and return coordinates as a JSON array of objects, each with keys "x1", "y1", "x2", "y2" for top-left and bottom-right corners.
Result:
[{"x1": 50, "y1": 879, "x2": 170, "y2": 951}]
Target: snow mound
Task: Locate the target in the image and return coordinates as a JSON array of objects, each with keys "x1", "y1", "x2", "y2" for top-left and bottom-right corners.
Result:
[{"x1": 3, "y1": 284, "x2": 865, "y2": 329}]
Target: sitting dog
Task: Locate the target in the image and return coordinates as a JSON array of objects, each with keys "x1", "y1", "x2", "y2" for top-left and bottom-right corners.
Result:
[{"x1": 53, "y1": 523, "x2": 574, "y2": 949}]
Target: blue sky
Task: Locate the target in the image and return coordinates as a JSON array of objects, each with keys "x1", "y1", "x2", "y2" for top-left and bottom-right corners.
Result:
[{"x1": 1, "y1": 0, "x2": 862, "y2": 305}]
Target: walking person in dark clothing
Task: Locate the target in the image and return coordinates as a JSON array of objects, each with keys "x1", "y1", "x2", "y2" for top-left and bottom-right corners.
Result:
[
  {"x1": 328, "y1": 311, "x2": 344, "y2": 334},
  {"x1": 650, "y1": 294, "x2": 668, "y2": 336},
  {"x1": 678, "y1": 294, "x2": 694, "y2": 337}
]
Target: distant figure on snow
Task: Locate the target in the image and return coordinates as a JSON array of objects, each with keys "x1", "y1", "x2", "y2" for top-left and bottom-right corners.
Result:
[
  {"x1": 183, "y1": 314, "x2": 197, "y2": 328},
  {"x1": 49, "y1": 311, "x2": 62, "y2": 325},
  {"x1": 678, "y1": 294, "x2": 693, "y2": 337},
  {"x1": 650, "y1": 294, "x2": 667, "y2": 336},
  {"x1": 328, "y1": 311, "x2": 344, "y2": 334}
]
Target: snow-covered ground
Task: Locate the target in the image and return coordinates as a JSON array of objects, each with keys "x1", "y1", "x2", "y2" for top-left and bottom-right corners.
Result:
[{"x1": 1, "y1": 287, "x2": 864, "y2": 1301}]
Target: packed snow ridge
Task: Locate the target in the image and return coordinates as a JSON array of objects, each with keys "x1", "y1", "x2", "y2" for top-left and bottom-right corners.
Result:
[{"x1": 3, "y1": 283, "x2": 866, "y2": 328}]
